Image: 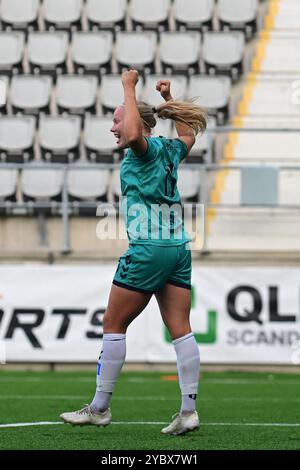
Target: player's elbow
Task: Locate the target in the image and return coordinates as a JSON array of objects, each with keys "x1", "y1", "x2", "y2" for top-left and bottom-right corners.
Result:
[{"x1": 180, "y1": 135, "x2": 196, "y2": 151}]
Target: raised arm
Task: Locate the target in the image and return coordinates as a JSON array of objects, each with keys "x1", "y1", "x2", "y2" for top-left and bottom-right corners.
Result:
[
  {"x1": 122, "y1": 70, "x2": 147, "y2": 156},
  {"x1": 156, "y1": 80, "x2": 196, "y2": 152}
]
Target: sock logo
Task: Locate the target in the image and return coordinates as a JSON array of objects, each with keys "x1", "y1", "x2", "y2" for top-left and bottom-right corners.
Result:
[{"x1": 189, "y1": 394, "x2": 197, "y2": 400}]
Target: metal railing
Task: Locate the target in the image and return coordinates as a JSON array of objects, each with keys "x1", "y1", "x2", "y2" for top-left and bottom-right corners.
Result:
[{"x1": 0, "y1": 126, "x2": 300, "y2": 254}]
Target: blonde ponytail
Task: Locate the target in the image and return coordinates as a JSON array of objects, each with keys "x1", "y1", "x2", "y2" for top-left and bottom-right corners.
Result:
[
  {"x1": 137, "y1": 99, "x2": 207, "y2": 135},
  {"x1": 155, "y1": 100, "x2": 207, "y2": 135}
]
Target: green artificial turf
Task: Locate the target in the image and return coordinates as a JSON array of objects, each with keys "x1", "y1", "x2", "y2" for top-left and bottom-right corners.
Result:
[{"x1": 0, "y1": 370, "x2": 299, "y2": 450}]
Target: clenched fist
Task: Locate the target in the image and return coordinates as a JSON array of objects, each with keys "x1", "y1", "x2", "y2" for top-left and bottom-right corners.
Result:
[
  {"x1": 156, "y1": 80, "x2": 173, "y2": 101},
  {"x1": 122, "y1": 69, "x2": 139, "y2": 87}
]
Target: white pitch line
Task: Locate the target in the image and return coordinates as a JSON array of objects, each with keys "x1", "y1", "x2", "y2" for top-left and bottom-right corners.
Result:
[
  {"x1": 1, "y1": 377, "x2": 300, "y2": 385},
  {"x1": 127, "y1": 378, "x2": 300, "y2": 385},
  {"x1": 1, "y1": 421, "x2": 300, "y2": 429},
  {"x1": 0, "y1": 395, "x2": 299, "y2": 403}
]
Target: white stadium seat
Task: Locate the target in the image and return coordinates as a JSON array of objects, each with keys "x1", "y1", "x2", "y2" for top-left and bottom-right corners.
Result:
[
  {"x1": 68, "y1": 168, "x2": 110, "y2": 200},
  {"x1": 71, "y1": 31, "x2": 113, "y2": 76},
  {"x1": 202, "y1": 31, "x2": 245, "y2": 79},
  {"x1": 188, "y1": 117, "x2": 216, "y2": 164},
  {"x1": 100, "y1": 74, "x2": 144, "y2": 113},
  {"x1": 86, "y1": 0, "x2": 126, "y2": 32},
  {"x1": 39, "y1": 115, "x2": 81, "y2": 163},
  {"x1": 174, "y1": 0, "x2": 214, "y2": 31},
  {"x1": 218, "y1": 0, "x2": 258, "y2": 37},
  {"x1": 0, "y1": 0, "x2": 39, "y2": 31},
  {"x1": 160, "y1": 31, "x2": 201, "y2": 74},
  {"x1": 0, "y1": 31, "x2": 25, "y2": 75},
  {"x1": 56, "y1": 75, "x2": 98, "y2": 118},
  {"x1": 43, "y1": 0, "x2": 83, "y2": 31},
  {"x1": 115, "y1": 32, "x2": 157, "y2": 74},
  {"x1": 28, "y1": 31, "x2": 69, "y2": 76},
  {"x1": 112, "y1": 169, "x2": 121, "y2": 202},
  {"x1": 84, "y1": 116, "x2": 119, "y2": 162},
  {"x1": 10, "y1": 75, "x2": 52, "y2": 116},
  {"x1": 177, "y1": 168, "x2": 200, "y2": 201},
  {"x1": 0, "y1": 169, "x2": 18, "y2": 200},
  {"x1": 0, "y1": 116, "x2": 35, "y2": 162},
  {"x1": 0, "y1": 76, "x2": 9, "y2": 114},
  {"x1": 22, "y1": 167, "x2": 63, "y2": 200},
  {"x1": 188, "y1": 75, "x2": 231, "y2": 124},
  {"x1": 130, "y1": 0, "x2": 170, "y2": 31},
  {"x1": 152, "y1": 119, "x2": 173, "y2": 139}
]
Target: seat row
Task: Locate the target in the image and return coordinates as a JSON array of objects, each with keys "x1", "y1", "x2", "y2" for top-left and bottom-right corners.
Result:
[
  {"x1": 0, "y1": 74, "x2": 231, "y2": 124},
  {"x1": 0, "y1": 166, "x2": 201, "y2": 216},
  {"x1": 0, "y1": 114, "x2": 215, "y2": 164},
  {"x1": 0, "y1": 0, "x2": 259, "y2": 37},
  {"x1": 0, "y1": 30, "x2": 245, "y2": 79}
]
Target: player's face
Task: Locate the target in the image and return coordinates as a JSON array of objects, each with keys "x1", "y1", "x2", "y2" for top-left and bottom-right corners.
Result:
[{"x1": 111, "y1": 106, "x2": 127, "y2": 149}]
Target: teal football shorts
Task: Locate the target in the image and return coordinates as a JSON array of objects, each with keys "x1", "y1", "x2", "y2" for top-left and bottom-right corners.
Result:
[{"x1": 113, "y1": 243, "x2": 191, "y2": 294}]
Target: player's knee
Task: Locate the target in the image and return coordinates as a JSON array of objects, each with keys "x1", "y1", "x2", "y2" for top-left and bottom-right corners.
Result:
[{"x1": 103, "y1": 311, "x2": 127, "y2": 333}]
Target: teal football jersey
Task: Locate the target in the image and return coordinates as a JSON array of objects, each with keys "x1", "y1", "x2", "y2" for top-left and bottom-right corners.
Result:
[{"x1": 120, "y1": 136, "x2": 191, "y2": 245}]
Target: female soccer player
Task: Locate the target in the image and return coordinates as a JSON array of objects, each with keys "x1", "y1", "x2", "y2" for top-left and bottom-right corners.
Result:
[{"x1": 60, "y1": 70, "x2": 206, "y2": 435}]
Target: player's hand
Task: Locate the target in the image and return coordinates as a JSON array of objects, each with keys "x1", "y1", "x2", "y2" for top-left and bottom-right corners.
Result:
[
  {"x1": 156, "y1": 80, "x2": 173, "y2": 101},
  {"x1": 122, "y1": 69, "x2": 139, "y2": 87}
]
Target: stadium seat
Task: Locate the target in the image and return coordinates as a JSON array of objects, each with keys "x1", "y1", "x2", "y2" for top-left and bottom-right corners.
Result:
[
  {"x1": 0, "y1": 31, "x2": 25, "y2": 76},
  {"x1": 174, "y1": 0, "x2": 214, "y2": 31},
  {"x1": 218, "y1": 0, "x2": 258, "y2": 39},
  {"x1": 68, "y1": 167, "x2": 110, "y2": 215},
  {"x1": 112, "y1": 169, "x2": 121, "y2": 203},
  {"x1": 10, "y1": 75, "x2": 52, "y2": 117},
  {"x1": 28, "y1": 31, "x2": 69, "y2": 77},
  {"x1": 202, "y1": 31, "x2": 245, "y2": 80},
  {"x1": 115, "y1": 32, "x2": 157, "y2": 75},
  {"x1": 188, "y1": 75, "x2": 231, "y2": 124},
  {"x1": 0, "y1": 76, "x2": 9, "y2": 114},
  {"x1": 100, "y1": 74, "x2": 143, "y2": 114},
  {"x1": 152, "y1": 119, "x2": 173, "y2": 139},
  {"x1": 21, "y1": 166, "x2": 63, "y2": 214},
  {"x1": 43, "y1": 0, "x2": 83, "y2": 32},
  {"x1": 71, "y1": 31, "x2": 113, "y2": 77},
  {"x1": 0, "y1": 0, "x2": 39, "y2": 32},
  {"x1": 177, "y1": 168, "x2": 200, "y2": 202},
  {"x1": 143, "y1": 74, "x2": 188, "y2": 107},
  {"x1": 56, "y1": 75, "x2": 98, "y2": 121},
  {"x1": 0, "y1": 116, "x2": 35, "y2": 162},
  {"x1": 0, "y1": 169, "x2": 18, "y2": 205},
  {"x1": 84, "y1": 116, "x2": 120, "y2": 163},
  {"x1": 187, "y1": 116, "x2": 216, "y2": 164},
  {"x1": 86, "y1": 0, "x2": 126, "y2": 32},
  {"x1": 130, "y1": 0, "x2": 170, "y2": 32},
  {"x1": 39, "y1": 116, "x2": 81, "y2": 163},
  {"x1": 159, "y1": 32, "x2": 201, "y2": 74}
]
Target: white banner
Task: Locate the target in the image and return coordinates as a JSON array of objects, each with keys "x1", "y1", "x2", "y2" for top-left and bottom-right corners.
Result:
[{"x1": 0, "y1": 265, "x2": 300, "y2": 364}]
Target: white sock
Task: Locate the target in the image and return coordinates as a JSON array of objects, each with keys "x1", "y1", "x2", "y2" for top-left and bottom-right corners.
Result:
[
  {"x1": 173, "y1": 332, "x2": 200, "y2": 413},
  {"x1": 91, "y1": 333, "x2": 126, "y2": 412}
]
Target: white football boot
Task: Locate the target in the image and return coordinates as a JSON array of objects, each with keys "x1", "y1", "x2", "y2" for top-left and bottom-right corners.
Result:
[
  {"x1": 60, "y1": 405, "x2": 111, "y2": 427},
  {"x1": 161, "y1": 410, "x2": 200, "y2": 436}
]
